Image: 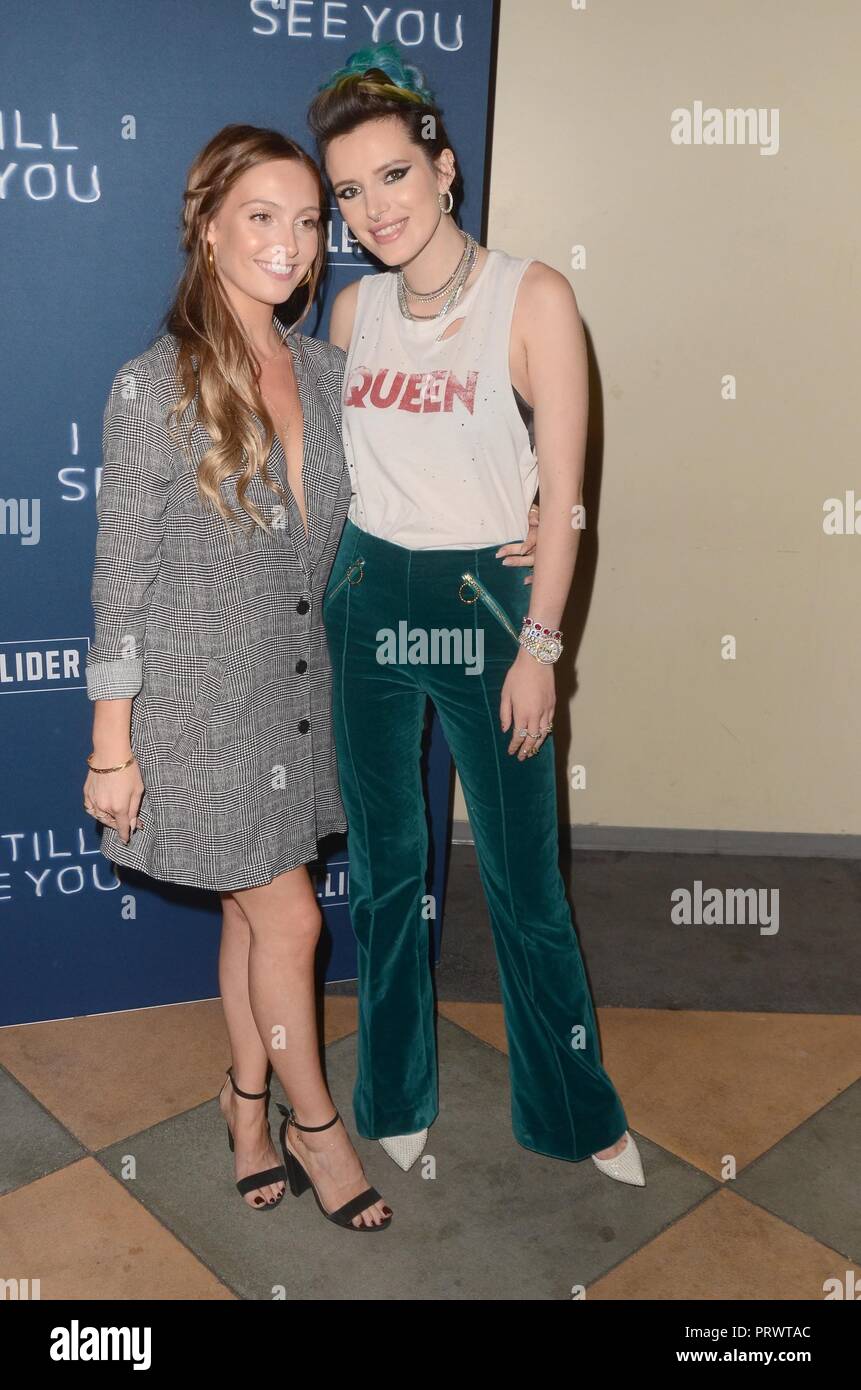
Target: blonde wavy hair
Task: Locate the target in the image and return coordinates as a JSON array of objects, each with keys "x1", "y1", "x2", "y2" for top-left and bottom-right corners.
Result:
[{"x1": 162, "y1": 124, "x2": 328, "y2": 535}]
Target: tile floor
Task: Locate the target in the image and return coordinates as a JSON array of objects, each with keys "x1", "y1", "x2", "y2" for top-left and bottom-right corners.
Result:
[{"x1": 1, "y1": 846, "x2": 858, "y2": 1300}]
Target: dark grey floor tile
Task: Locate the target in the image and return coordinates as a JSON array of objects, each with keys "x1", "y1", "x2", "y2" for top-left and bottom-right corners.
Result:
[
  {"x1": 734, "y1": 1079, "x2": 861, "y2": 1264},
  {"x1": 97, "y1": 1020, "x2": 714, "y2": 1299},
  {"x1": 0, "y1": 1068, "x2": 85, "y2": 1195}
]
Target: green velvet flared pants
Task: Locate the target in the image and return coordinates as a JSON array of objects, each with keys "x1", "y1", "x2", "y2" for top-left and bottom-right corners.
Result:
[{"x1": 323, "y1": 517, "x2": 628, "y2": 1162}]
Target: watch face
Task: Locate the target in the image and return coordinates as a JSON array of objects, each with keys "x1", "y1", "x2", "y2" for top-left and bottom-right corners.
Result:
[{"x1": 537, "y1": 637, "x2": 562, "y2": 662}]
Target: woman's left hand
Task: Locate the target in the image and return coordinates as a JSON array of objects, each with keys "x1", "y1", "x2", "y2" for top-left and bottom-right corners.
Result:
[
  {"x1": 499, "y1": 647, "x2": 556, "y2": 759},
  {"x1": 495, "y1": 503, "x2": 540, "y2": 586}
]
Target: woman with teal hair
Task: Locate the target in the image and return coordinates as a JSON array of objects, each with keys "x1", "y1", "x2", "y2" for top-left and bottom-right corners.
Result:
[{"x1": 305, "y1": 43, "x2": 645, "y2": 1187}]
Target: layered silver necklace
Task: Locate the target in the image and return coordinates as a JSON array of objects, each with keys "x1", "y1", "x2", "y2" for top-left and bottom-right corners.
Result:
[{"x1": 397, "y1": 230, "x2": 479, "y2": 343}]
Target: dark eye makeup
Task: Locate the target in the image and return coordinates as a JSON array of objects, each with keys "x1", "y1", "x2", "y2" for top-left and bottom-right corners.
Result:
[{"x1": 336, "y1": 165, "x2": 410, "y2": 200}]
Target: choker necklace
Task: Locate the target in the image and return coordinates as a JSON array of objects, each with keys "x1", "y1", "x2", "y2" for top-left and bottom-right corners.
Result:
[
  {"x1": 397, "y1": 231, "x2": 479, "y2": 340},
  {"x1": 402, "y1": 232, "x2": 471, "y2": 302}
]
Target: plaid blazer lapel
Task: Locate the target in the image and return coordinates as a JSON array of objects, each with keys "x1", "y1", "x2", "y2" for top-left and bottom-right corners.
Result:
[{"x1": 282, "y1": 326, "x2": 344, "y2": 581}]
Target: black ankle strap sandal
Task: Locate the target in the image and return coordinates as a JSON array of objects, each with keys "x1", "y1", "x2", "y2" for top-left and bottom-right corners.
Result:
[
  {"x1": 275, "y1": 1102, "x2": 392, "y2": 1232},
  {"x1": 222, "y1": 1066, "x2": 287, "y2": 1210}
]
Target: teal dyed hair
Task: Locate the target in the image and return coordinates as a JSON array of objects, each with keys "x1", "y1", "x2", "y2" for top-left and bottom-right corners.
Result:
[{"x1": 314, "y1": 41, "x2": 436, "y2": 107}]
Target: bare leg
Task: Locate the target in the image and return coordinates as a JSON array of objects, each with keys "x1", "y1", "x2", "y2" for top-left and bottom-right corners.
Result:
[
  {"x1": 224, "y1": 866, "x2": 391, "y2": 1228},
  {"x1": 217, "y1": 892, "x2": 286, "y2": 1208}
]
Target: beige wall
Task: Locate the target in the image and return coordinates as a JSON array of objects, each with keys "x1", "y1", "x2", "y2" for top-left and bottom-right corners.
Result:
[{"x1": 451, "y1": 0, "x2": 859, "y2": 837}]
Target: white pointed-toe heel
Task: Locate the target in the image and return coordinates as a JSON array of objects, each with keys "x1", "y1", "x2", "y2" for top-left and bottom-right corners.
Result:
[
  {"x1": 379, "y1": 1129, "x2": 428, "y2": 1171},
  {"x1": 591, "y1": 1130, "x2": 646, "y2": 1187}
]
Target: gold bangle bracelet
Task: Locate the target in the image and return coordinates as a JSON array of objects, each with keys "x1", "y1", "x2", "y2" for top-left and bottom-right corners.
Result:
[{"x1": 86, "y1": 754, "x2": 136, "y2": 774}]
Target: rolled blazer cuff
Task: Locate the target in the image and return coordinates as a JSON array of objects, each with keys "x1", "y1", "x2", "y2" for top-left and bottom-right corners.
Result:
[{"x1": 86, "y1": 658, "x2": 143, "y2": 701}]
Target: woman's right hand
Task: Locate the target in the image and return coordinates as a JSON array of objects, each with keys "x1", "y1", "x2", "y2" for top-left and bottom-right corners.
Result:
[{"x1": 83, "y1": 759, "x2": 145, "y2": 844}]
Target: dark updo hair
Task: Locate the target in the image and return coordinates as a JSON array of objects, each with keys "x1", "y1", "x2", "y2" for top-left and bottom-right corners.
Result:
[{"x1": 307, "y1": 41, "x2": 464, "y2": 212}]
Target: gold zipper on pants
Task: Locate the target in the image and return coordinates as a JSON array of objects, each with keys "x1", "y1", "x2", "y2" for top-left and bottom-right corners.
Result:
[{"x1": 459, "y1": 570, "x2": 521, "y2": 644}]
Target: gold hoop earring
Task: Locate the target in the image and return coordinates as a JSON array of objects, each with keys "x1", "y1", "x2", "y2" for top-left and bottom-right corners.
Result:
[
  {"x1": 298, "y1": 267, "x2": 313, "y2": 287},
  {"x1": 438, "y1": 189, "x2": 453, "y2": 214},
  {"x1": 207, "y1": 243, "x2": 215, "y2": 274}
]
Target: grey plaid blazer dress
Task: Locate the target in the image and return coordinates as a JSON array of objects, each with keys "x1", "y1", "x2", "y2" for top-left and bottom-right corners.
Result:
[{"x1": 85, "y1": 318, "x2": 352, "y2": 891}]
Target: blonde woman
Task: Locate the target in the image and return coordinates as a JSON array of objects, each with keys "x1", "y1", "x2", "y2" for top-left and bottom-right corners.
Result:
[{"x1": 83, "y1": 126, "x2": 391, "y2": 1231}]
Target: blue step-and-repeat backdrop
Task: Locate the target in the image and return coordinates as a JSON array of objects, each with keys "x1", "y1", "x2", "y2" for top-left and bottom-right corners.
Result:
[{"x1": 0, "y1": 0, "x2": 496, "y2": 1025}]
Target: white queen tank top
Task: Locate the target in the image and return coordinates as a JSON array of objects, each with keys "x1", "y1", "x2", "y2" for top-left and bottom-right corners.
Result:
[{"x1": 341, "y1": 247, "x2": 538, "y2": 549}]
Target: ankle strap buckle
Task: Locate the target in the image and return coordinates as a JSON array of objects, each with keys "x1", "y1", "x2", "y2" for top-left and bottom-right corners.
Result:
[{"x1": 276, "y1": 1101, "x2": 339, "y2": 1133}]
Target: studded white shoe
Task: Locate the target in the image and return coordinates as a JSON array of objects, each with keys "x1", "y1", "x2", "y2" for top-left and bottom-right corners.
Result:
[
  {"x1": 379, "y1": 1129, "x2": 428, "y2": 1171},
  {"x1": 591, "y1": 1130, "x2": 645, "y2": 1186}
]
